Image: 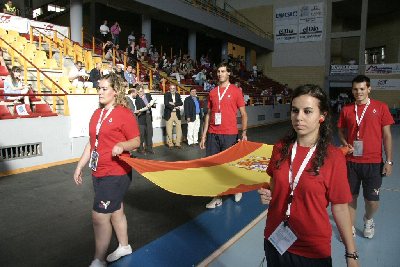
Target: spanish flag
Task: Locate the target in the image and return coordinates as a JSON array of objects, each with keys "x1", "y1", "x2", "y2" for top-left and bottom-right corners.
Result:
[{"x1": 120, "y1": 141, "x2": 273, "y2": 197}]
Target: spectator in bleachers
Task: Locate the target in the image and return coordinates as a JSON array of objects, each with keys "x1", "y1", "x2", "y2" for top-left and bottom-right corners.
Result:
[
  {"x1": 114, "y1": 44, "x2": 123, "y2": 63},
  {"x1": 0, "y1": 50, "x2": 6, "y2": 66},
  {"x1": 4, "y1": 66, "x2": 30, "y2": 104},
  {"x1": 139, "y1": 34, "x2": 148, "y2": 58},
  {"x1": 110, "y1": 21, "x2": 121, "y2": 45},
  {"x1": 135, "y1": 86, "x2": 155, "y2": 154},
  {"x1": 99, "y1": 20, "x2": 110, "y2": 43},
  {"x1": 194, "y1": 69, "x2": 207, "y2": 86},
  {"x1": 184, "y1": 88, "x2": 201, "y2": 146},
  {"x1": 125, "y1": 41, "x2": 136, "y2": 65},
  {"x1": 69, "y1": 61, "x2": 92, "y2": 89},
  {"x1": 170, "y1": 66, "x2": 183, "y2": 84},
  {"x1": 203, "y1": 79, "x2": 215, "y2": 92},
  {"x1": 103, "y1": 41, "x2": 114, "y2": 61},
  {"x1": 151, "y1": 47, "x2": 159, "y2": 63},
  {"x1": 124, "y1": 65, "x2": 137, "y2": 88},
  {"x1": 127, "y1": 31, "x2": 135, "y2": 46},
  {"x1": 89, "y1": 62, "x2": 102, "y2": 88},
  {"x1": 102, "y1": 63, "x2": 114, "y2": 76},
  {"x1": 3, "y1": 1, "x2": 17, "y2": 16},
  {"x1": 252, "y1": 64, "x2": 258, "y2": 79},
  {"x1": 115, "y1": 64, "x2": 124, "y2": 79},
  {"x1": 164, "y1": 84, "x2": 183, "y2": 149}
]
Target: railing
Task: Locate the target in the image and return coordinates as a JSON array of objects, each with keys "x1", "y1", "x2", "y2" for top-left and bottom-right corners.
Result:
[
  {"x1": 0, "y1": 35, "x2": 70, "y2": 115},
  {"x1": 180, "y1": 0, "x2": 273, "y2": 39}
]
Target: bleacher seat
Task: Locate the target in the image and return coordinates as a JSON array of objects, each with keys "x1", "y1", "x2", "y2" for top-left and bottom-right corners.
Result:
[
  {"x1": 0, "y1": 66, "x2": 9, "y2": 77},
  {"x1": 13, "y1": 104, "x2": 38, "y2": 118},
  {"x1": 47, "y1": 58, "x2": 59, "y2": 70},
  {"x1": 34, "y1": 103, "x2": 57, "y2": 117},
  {"x1": 0, "y1": 104, "x2": 18, "y2": 119}
]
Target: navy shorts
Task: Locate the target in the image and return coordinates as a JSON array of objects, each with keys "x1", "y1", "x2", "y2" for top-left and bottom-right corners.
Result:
[
  {"x1": 264, "y1": 239, "x2": 332, "y2": 267},
  {"x1": 347, "y1": 162, "x2": 383, "y2": 201},
  {"x1": 92, "y1": 172, "x2": 132, "y2": 213},
  {"x1": 205, "y1": 133, "x2": 238, "y2": 157}
]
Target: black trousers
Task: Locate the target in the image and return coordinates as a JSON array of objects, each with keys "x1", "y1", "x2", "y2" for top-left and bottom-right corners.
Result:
[
  {"x1": 264, "y1": 239, "x2": 332, "y2": 267},
  {"x1": 139, "y1": 113, "x2": 153, "y2": 151},
  {"x1": 205, "y1": 133, "x2": 238, "y2": 157}
]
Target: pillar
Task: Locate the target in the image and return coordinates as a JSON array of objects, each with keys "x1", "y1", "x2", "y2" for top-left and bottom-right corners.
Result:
[
  {"x1": 221, "y1": 41, "x2": 228, "y2": 62},
  {"x1": 245, "y1": 47, "x2": 252, "y2": 71},
  {"x1": 70, "y1": 0, "x2": 83, "y2": 44},
  {"x1": 358, "y1": 0, "x2": 368, "y2": 74},
  {"x1": 188, "y1": 30, "x2": 196, "y2": 61},
  {"x1": 141, "y1": 15, "x2": 152, "y2": 45}
]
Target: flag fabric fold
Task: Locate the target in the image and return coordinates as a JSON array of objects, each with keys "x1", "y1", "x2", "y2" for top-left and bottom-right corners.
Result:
[{"x1": 119, "y1": 141, "x2": 273, "y2": 197}]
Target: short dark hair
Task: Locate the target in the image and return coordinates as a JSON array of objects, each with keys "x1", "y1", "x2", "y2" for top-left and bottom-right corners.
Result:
[
  {"x1": 217, "y1": 62, "x2": 231, "y2": 73},
  {"x1": 352, "y1": 75, "x2": 370, "y2": 87}
]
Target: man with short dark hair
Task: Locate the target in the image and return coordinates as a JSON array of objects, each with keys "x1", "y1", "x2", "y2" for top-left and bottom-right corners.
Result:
[
  {"x1": 199, "y1": 62, "x2": 248, "y2": 208},
  {"x1": 89, "y1": 62, "x2": 102, "y2": 88},
  {"x1": 338, "y1": 74, "x2": 394, "y2": 239}
]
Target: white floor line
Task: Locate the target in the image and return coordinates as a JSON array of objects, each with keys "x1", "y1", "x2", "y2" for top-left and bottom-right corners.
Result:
[{"x1": 198, "y1": 209, "x2": 268, "y2": 267}]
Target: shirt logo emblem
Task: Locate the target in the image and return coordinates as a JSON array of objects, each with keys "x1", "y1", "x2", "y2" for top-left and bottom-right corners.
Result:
[
  {"x1": 373, "y1": 109, "x2": 377, "y2": 114},
  {"x1": 109, "y1": 118, "x2": 113, "y2": 123},
  {"x1": 100, "y1": 200, "x2": 111, "y2": 209}
]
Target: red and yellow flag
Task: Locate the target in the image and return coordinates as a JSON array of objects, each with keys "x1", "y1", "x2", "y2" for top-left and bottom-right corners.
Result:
[{"x1": 120, "y1": 141, "x2": 273, "y2": 197}]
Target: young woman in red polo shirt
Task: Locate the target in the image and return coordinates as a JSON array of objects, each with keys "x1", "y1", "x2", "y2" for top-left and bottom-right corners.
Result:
[
  {"x1": 73, "y1": 73, "x2": 140, "y2": 267},
  {"x1": 258, "y1": 85, "x2": 359, "y2": 267}
]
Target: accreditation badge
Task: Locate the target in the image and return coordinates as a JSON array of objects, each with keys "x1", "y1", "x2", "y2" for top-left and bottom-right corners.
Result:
[
  {"x1": 268, "y1": 222, "x2": 298, "y2": 255},
  {"x1": 214, "y1": 112, "x2": 222, "y2": 125},
  {"x1": 353, "y1": 140, "x2": 363, "y2": 157},
  {"x1": 89, "y1": 150, "x2": 99, "y2": 171}
]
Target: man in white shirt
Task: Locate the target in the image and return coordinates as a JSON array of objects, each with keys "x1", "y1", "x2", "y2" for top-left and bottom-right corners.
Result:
[
  {"x1": 69, "y1": 61, "x2": 92, "y2": 89},
  {"x1": 99, "y1": 20, "x2": 110, "y2": 43}
]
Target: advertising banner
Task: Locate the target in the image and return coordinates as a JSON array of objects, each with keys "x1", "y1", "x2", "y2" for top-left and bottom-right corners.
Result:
[
  {"x1": 29, "y1": 20, "x2": 69, "y2": 39},
  {"x1": 298, "y1": 22, "x2": 323, "y2": 42},
  {"x1": 275, "y1": 24, "x2": 298, "y2": 43},
  {"x1": 365, "y1": 64, "x2": 400, "y2": 75},
  {"x1": 0, "y1": 13, "x2": 29, "y2": 33},
  {"x1": 330, "y1": 65, "x2": 359, "y2": 75},
  {"x1": 371, "y1": 79, "x2": 400, "y2": 90}
]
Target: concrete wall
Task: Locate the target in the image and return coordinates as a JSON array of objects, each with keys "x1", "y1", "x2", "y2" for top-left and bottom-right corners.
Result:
[{"x1": 0, "y1": 104, "x2": 290, "y2": 174}]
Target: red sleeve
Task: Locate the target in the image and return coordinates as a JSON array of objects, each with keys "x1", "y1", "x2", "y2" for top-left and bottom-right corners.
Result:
[
  {"x1": 381, "y1": 103, "x2": 395, "y2": 126},
  {"x1": 337, "y1": 108, "x2": 346, "y2": 129},
  {"x1": 234, "y1": 86, "x2": 245, "y2": 108},
  {"x1": 120, "y1": 108, "x2": 140, "y2": 140},
  {"x1": 326, "y1": 148, "x2": 352, "y2": 204}
]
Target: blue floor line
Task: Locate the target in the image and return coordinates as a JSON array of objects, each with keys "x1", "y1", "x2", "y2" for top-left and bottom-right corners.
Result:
[{"x1": 110, "y1": 191, "x2": 266, "y2": 267}]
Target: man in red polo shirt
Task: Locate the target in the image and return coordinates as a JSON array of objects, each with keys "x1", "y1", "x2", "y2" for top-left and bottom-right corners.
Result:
[
  {"x1": 338, "y1": 75, "x2": 394, "y2": 239},
  {"x1": 199, "y1": 62, "x2": 248, "y2": 208}
]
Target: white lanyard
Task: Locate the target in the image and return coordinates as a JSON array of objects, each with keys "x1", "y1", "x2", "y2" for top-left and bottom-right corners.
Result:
[
  {"x1": 285, "y1": 142, "x2": 316, "y2": 219},
  {"x1": 94, "y1": 108, "x2": 113, "y2": 149},
  {"x1": 354, "y1": 98, "x2": 370, "y2": 139},
  {"x1": 217, "y1": 84, "x2": 230, "y2": 112}
]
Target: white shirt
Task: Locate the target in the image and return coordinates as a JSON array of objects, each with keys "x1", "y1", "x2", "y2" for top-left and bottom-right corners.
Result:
[{"x1": 100, "y1": 25, "x2": 109, "y2": 35}]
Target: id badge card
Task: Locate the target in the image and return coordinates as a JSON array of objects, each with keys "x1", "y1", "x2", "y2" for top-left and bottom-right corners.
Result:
[
  {"x1": 353, "y1": 140, "x2": 363, "y2": 157},
  {"x1": 89, "y1": 150, "x2": 99, "y2": 171},
  {"x1": 268, "y1": 222, "x2": 298, "y2": 255},
  {"x1": 214, "y1": 112, "x2": 222, "y2": 125}
]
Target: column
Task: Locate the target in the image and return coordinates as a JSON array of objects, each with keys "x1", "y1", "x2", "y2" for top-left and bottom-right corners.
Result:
[
  {"x1": 221, "y1": 41, "x2": 228, "y2": 62},
  {"x1": 70, "y1": 0, "x2": 83, "y2": 44},
  {"x1": 358, "y1": 0, "x2": 368, "y2": 74},
  {"x1": 245, "y1": 47, "x2": 252, "y2": 71},
  {"x1": 188, "y1": 30, "x2": 196, "y2": 61},
  {"x1": 141, "y1": 14, "x2": 152, "y2": 45}
]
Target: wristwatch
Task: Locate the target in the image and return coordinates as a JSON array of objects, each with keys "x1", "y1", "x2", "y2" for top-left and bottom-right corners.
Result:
[
  {"x1": 345, "y1": 251, "x2": 359, "y2": 260},
  {"x1": 385, "y1": 160, "x2": 394, "y2": 166}
]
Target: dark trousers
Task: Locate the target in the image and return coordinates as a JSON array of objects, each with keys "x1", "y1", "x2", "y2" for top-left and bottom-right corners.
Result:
[
  {"x1": 205, "y1": 133, "x2": 238, "y2": 157},
  {"x1": 139, "y1": 113, "x2": 153, "y2": 152},
  {"x1": 264, "y1": 239, "x2": 332, "y2": 267}
]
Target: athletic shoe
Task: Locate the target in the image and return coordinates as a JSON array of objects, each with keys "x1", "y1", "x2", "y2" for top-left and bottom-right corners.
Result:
[
  {"x1": 89, "y1": 259, "x2": 106, "y2": 267},
  {"x1": 363, "y1": 216, "x2": 375, "y2": 239},
  {"x1": 234, "y1": 193, "x2": 243, "y2": 202},
  {"x1": 106, "y1": 244, "x2": 132, "y2": 262},
  {"x1": 206, "y1": 197, "x2": 222, "y2": 209}
]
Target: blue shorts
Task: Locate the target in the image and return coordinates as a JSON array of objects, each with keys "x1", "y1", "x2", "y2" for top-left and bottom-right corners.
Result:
[
  {"x1": 92, "y1": 172, "x2": 132, "y2": 213},
  {"x1": 347, "y1": 162, "x2": 383, "y2": 201}
]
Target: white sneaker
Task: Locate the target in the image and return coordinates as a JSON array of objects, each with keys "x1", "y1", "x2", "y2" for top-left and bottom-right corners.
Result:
[
  {"x1": 206, "y1": 197, "x2": 222, "y2": 209},
  {"x1": 234, "y1": 193, "x2": 242, "y2": 202},
  {"x1": 89, "y1": 259, "x2": 106, "y2": 267},
  {"x1": 363, "y1": 216, "x2": 375, "y2": 239},
  {"x1": 106, "y1": 244, "x2": 132, "y2": 262}
]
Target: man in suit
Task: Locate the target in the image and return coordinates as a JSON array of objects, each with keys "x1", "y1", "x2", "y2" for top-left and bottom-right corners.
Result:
[
  {"x1": 136, "y1": 86, "x2": 155, "y2": 154},
  {"x1": 164, "y1": 84, "x2": 183, "y2": 149},
  {"x1": 184, "y1": 88, "x2": 202, "y2": 146},
  {"x1": 126, "y1": 88, "x2": 138, "y2": 115}
]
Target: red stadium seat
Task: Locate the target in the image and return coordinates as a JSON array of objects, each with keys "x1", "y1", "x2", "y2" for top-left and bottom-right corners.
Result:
[
  {"x1": 13, "y1": 104, "x2": 38, "y2": 118},
  {"x1": 0, "y1": 66, "x2": 9, "y2": 76},
  {"x1": 34, "y1": 103, "x2": 58, "y2": 117},
  {"x1": 0, "y1": 105, "x2": 18, "y2": 119}
]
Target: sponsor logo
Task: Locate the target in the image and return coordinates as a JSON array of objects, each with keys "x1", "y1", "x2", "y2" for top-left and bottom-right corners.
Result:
[{"x1": 0, "y1": 14, "x2": 12, "y2": 24}]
